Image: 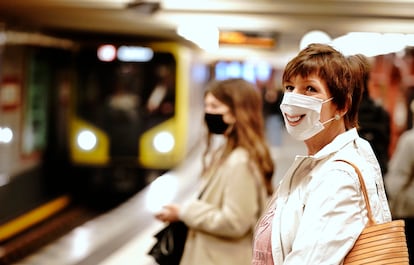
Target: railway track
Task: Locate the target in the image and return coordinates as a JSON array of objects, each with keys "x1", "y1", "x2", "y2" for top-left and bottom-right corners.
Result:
[{"x1": 0, "y1": 201, "x2": 104, "y2": 265}]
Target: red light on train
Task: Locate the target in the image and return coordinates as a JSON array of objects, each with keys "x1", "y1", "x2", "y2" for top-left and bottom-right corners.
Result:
[{"x1": 97, "y1": 44, "x2": 116, "y2": 62}]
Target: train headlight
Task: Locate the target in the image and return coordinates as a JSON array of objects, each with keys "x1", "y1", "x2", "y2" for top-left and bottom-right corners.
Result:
[
  {"x1": 153, "y1": 131, "x2": 175, "y2": 153},
  {"x1": 0, "y1": 127, "x2": 13, "y2": 144},
  {"x1": 76, "y1": 130, "x2": 97, "y2": 151}
]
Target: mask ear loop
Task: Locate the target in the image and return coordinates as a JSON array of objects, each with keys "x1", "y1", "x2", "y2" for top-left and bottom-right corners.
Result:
[
  {"x1": 322, "y1": 97, "x2": 334, "y2": 104},
  {"x1": 321, "y1": 114, "x2": 341, "y2": 125},
  {"x1": 323, "y1": 96, "x2": 341, "y2": 122}
]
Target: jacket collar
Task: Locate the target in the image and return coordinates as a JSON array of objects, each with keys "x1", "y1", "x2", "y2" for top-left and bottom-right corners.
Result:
[{"x1": 296, "y1": 128, "x2": 359, "y2": 161}]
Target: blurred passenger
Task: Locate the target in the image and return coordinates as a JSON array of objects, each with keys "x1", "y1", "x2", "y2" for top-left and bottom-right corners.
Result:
[
  {"x1": 385, "y1": 99, "x2": 414, "y2": 263},
  {"x1": 147, "y1": 64, "x2": 175, "y2": 115},
  {"x1": 155, "y1": 78, "x2": 275, "y2": 265},
  {"x1": 252, "y1": 44, "x2": 391, "y2": 264},
  {"x1": 261, "y1": 69, "x2": 284, "y2": 147},
  {"x1": 350, "y1": 55, "x2": 391, "y2": 175},
  {"x1": 108, "y1": 83, "x2": 140, "y2": 117}
]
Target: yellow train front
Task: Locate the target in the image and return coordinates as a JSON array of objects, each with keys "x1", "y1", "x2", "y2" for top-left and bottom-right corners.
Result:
[{"x1": 69, "y1": 42, "x2": 207, "y2": 198}]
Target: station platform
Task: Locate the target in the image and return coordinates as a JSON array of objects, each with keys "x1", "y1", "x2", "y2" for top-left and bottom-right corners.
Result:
[{"x1": 13, "y1": 130, "x2": 306, "y2": 265}]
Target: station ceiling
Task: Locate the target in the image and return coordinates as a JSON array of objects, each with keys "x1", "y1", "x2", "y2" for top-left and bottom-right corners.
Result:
[{"x1": 1, "y1": 0, "x2": 414, "y2": 53}]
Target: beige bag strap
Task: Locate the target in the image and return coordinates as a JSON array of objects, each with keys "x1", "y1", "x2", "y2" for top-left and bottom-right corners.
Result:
[{"x1": 335, "y1": 159, "x2": 376, "y2": 226}]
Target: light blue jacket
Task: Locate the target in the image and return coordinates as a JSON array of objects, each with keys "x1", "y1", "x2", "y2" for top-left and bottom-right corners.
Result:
[{"x1": 271, "y1": 128, "x2": 391, "y2": 265}]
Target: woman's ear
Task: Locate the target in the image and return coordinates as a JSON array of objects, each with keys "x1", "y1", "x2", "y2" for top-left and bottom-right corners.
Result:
[
  {"x1": 337, "y1": 109, "x2": 348, "y2": 120},
  {"x1": 340, "y1": 96, "x2": 351, "y2": 117}
]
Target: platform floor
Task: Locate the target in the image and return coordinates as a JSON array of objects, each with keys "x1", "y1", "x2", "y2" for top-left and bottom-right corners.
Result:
[{"x1": 13, "y1": 130, "x2": 306, "y2": 265}]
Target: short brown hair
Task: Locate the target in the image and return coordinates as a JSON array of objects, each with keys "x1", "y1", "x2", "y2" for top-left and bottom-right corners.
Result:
[{"x1": 282, "y1": 43, "x2": 365, "y2": 129}]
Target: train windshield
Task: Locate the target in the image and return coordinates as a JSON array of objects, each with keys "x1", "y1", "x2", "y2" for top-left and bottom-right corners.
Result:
[{"x1": 74, "y1": 45, "x2": 176, "y2": 132}]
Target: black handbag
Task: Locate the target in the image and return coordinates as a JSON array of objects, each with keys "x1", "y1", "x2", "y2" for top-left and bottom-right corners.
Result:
[
  {"x1": 148, "y1": 220, "x2": 188, "y2": 265},
  {"x1": 149, "y1": 173, "x2": 212, "y2": 265}
]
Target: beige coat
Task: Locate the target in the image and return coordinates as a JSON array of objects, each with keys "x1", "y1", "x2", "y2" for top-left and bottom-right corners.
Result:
[{"x1": 179, "y1": 147, "x2": 269, "y2": 265}]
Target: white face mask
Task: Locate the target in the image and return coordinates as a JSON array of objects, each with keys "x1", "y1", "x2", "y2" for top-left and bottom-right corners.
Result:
[{"x1": 280, "y1": 93, "x2": 336, "y2": 140}]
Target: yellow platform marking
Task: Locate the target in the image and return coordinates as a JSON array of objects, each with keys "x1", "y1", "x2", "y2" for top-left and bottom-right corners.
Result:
[{"x1": 0, "y1": 195, "x2": 71, "y2": 242}]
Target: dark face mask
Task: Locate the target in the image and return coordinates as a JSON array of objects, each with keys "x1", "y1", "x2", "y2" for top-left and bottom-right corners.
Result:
[{"x1": 204, "y1": 113, "x2": 230, "y2": 134}]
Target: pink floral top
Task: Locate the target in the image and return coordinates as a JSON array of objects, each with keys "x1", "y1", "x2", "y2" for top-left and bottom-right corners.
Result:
[{"x1": 252, "y1": 201, "x2": 275, "y2": 265}]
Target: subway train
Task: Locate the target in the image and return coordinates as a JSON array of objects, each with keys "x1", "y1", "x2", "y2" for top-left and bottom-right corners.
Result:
[
  {"x1": 0, "y1": 31, "x2": 209, "y2": 243},
  {"x1": 0, "y1": 31, "x2": 76, "y2": 243},
  {"x1": 68, "y1": 41, "x2": 209, "y2": 197}
]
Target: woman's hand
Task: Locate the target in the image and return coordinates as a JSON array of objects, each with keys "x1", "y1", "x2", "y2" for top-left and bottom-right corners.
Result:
[{"x1": 155, "y1": 204, "x2": 180, "y2": 222}]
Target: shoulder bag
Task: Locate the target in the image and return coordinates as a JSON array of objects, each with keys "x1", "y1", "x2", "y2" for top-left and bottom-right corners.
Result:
[
  {"x1": 336, "y1": 160, "x2": 410, "y2": 265},
  {"x1": 148, "y1": 220, "x2": 188, "y2": 265}
]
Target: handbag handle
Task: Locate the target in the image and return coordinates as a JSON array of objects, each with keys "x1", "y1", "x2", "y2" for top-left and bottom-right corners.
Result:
[{"x1": 335, "y1": 160, "x2": 376, "y2": 226}]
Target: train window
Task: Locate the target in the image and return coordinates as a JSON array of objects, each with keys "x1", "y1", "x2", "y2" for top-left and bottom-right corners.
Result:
[
  {"x1": 74, "y1": 46, "x2": 177, "y2": 139},
  {"x1": 22, "y1": 50, "x2": 51, "y2": 154},
  {"x1": 73, "y1": 46, "x2": 178, "y2": 158}
]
